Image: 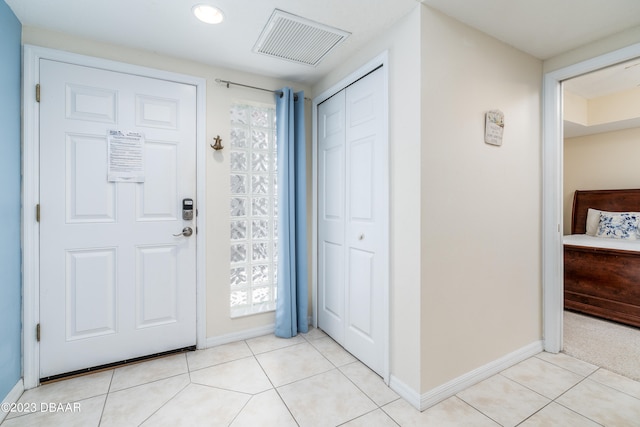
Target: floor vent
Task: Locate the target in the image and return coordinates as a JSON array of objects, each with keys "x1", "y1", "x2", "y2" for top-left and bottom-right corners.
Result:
[{"x1": 253, "y1": 9, "x2": 350, "y2": 67}]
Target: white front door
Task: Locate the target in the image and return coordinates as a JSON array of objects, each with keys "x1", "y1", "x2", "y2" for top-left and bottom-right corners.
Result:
[
  {"x1": 318, "y1": 67, "x2": 388, "y2": 376},
  {"x1": 39, "y1": 59, "x2": 197, "y2": 378}
]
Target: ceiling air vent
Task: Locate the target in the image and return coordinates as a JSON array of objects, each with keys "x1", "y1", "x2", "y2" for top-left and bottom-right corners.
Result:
[{"x1": 253, "y1": 9, "x2": 350, "y2": 67}]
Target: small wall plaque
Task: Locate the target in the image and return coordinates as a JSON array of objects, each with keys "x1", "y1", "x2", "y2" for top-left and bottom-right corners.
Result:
[{"x1": 485, "y1": 109, "x2": 504, "y2": 146}]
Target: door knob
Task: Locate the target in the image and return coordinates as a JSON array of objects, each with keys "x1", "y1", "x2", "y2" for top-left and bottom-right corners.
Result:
[{"x1": 173, "y1": 227, "x2": 193, "y2": 237}]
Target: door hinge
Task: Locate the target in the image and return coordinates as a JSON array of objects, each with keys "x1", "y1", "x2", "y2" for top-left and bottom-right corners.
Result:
[
  {"x1": 36, "y1": 84, "x2": 41, "y2": 103},
  {"x1": 36, "y1": 323, "x2": 41, "y2": 342},
  {"x1": 36, "y1": 204, "x2": 40, "y2": 222}
]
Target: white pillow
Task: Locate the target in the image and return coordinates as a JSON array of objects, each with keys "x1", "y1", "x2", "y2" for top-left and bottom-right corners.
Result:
[
  {"x1": 585, "y1": 208, "x2": 601, "y2": 236},
  {"x1": 596, "y1": 212, "x2": 640, "y2": 240}
]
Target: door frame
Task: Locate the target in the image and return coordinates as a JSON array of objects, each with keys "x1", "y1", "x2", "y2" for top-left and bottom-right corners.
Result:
[
  {"x1": 311, "y1": 51, "x2": 390, "y2": 382},
  {"x1": 542, "y1": 42, "x2": 640, "y2": 353},
  {"x1": 22, "y1": 45, "x2": 207, "y2": 389}
]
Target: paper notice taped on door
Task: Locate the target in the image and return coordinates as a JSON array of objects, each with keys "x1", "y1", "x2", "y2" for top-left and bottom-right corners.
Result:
[{"x1": 107, "y1": 130, "x2": 145, "y2": 182}]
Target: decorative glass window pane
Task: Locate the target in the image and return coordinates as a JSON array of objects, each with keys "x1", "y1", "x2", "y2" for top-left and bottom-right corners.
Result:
[
  {"x1": 231, "y1": 244, "x2": 247, "y2": 263},
  {"x1": 229, "y1": 102, "x2": 277, "y2": 317},
  {"x1": 230, "y1": 174, "x2": 247, "y2": 194},
  {"x1": 252, "y1": 197, "x2": 269, "y2": 216},
  {"x1": 252, "y1": 265, "x2": 269, "y2": 284},
  {"x1": 252, "y1": 220, "x2": 269, "y2": 239},
  {"x1": 252, "y1": 152, "x2": 269, "y2": 172},
  {"x1": 252, "y1": 129, "x2": 269, "y2": 150},
  {"x1": 230, "y1": 267, "x2": 246, "y2": 287},
  {"x1": 252, "y1": 175, "x2": 269, "y2": 194},
  {"x1": 273, "y1": 144, "x2": 278, "y2": 171},
  {"x1": 230, "y1": 128, "x2": 248, "y2": 148},
  {"x1": 252, "y1": 243, "x2": 268, "y2": 261},
  {"x1": 230, "y1": 221, "x2": 247, "y2": 240},
  {"x1": 252, "y1": 287, "x2": 271, "y2": 304},
  {"x1": 230, "y1": 290, "x2": 248, "y2": 308},
  {"x1": 230, "y1": 105, "x2": 249, "y2": 124},
  {"x1": 230, "y1": 152, "x2": 248, "y2": 171},
  {"x1": 230, "y1": 198, "x2": 246, "y2": 217},
  {"x1": 273, "y1": 217, "x2": 278, "y2": 239},
  {"x1": 251, "y1": 108, "x2": 269, "y2": 127}
]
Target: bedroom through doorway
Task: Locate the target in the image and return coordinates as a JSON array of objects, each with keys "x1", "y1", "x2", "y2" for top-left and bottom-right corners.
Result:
[{"x1": 560, "y1": 57, "x2": 640, "y2": 380}]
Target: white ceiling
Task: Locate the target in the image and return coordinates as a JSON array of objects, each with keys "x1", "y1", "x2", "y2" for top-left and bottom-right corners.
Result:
[
  {"x1": 419, "y1": 0, "x2": 640, "y2": 60},
  {"x1": 5, "y1": 0, "x2": 418, "y2": 85},
  {"x1": 6, "y1": 0, "x2": 640, "y2": 86}
]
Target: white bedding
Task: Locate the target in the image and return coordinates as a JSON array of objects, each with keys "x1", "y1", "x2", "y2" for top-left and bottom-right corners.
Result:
[{"x1": 563, "y1": 234, "x2": 640, "y2": 252}]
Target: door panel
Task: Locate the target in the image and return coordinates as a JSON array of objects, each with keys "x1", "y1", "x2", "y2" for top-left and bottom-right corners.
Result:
[
  {"x1": 318, "y1": 90, "x2": 346, "y2": 343},
  {"x1": 317, "y1": 67, "x2": 387, "y2": 376},
  {"x1": 65, "y1": 248, "x2": 117, "y2": 340},
  {"x1": 137, "y1": 141, "x2": 179, "y2": 220},
  {"x1": 321, "y1": 241, "x2": 344, "y2": 320},
  {"x1": 348, "y1": 247, "x2": 374, "y2": 336},
  {"x1": 343, "y1": 68, "x2": 385, "y2": 373},
  {"x1": 349, "y1": 137, "x2": 374, "y2": 220},
  {"x1": 39, "y1": 59, "x2": 197, "y2": 378},
  {"x1": 66, "y1": 84, "x2": 117, "y2": 123},
  {"x1": 66, "y1": 134, "x2": 116, "y2": 222},
  {"x1": 136, "y1": 245, "x2": 179, "y2": 328},
  {"x1": 135, "y1": 95, "x2": 179, "y2": 129}
]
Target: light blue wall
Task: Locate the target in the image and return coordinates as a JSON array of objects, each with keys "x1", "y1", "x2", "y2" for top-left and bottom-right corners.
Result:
[{"x1": 0, "y1": 0, "x2": 22, "y2": 402}]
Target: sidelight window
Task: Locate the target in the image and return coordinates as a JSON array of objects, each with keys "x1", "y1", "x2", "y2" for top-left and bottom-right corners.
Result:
[{"x1": 229, "y1": 102, "x2": 278, "y2": 317}]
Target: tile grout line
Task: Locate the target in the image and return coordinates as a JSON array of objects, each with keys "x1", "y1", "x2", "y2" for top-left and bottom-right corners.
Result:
[
  {"x1": 302, "y1": 330, "x2": 403, "y2": 426},
  {"x1": 454, "y1": 391, "x2": 510, "y2": 426},
  {"x1": 135, "y1": 379, "x2": 191, "y2": 426},
  {"x1": 335, "y1": 407, "x2": 400, "y2": 427},
  {"x1": 96, "y1": 369, "x2": 115, "y2": 426},
  {"x1": 585, "y1": 367, "x2": 640, "y2": 402},
  {"x1": 533, "y1": 352, "x2": 599, "y2": 377},
  {"x1": 510, "y1": 370, "x2": 603, "y2": 427},
  {"x1": 130, "y1": 353, "x2": 191, "y2": 426},
  {"x1": 247, "y1": 339, "x2": 301, "y2": 426}
]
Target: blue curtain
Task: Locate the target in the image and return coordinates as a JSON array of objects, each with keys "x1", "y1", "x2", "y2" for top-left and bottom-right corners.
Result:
[{"x1": 275, "y1": 87, "x2": 308, "y2": 338}]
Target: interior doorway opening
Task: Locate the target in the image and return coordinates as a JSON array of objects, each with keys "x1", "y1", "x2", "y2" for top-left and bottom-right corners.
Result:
[{"x1": 542, "y1": 42, "x2": 640, "y2": 355}]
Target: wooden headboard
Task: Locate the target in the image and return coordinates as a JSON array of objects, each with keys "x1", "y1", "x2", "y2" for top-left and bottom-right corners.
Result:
[{"x1": 571, "y1": 189, "x2": 640, "y2": 234}]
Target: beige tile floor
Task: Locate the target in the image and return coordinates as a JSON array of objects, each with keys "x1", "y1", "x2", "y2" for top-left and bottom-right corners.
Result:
[{"x1": 3, "y1": 327, "x2": 640, "y2": 426}]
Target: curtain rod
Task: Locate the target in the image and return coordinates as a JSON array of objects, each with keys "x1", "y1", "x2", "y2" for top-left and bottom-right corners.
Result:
[{"x1": 215, "y1": 78, "x2": 311, "y2": 101}]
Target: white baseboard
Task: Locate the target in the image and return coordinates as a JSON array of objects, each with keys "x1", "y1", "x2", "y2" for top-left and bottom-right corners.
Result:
[
  {"x1": 0, "y1": 379, "x2": 24, "y2": 424},
  {"x1": 389, "y1": 340, "x2": 544, "y2": 411},
  {"x1": 201, "y1": 317, "x2": 313, "y2": 349},
  {"x1": 389, "y1": 375, "x2": 422, "y2": 410},
  {"x1": 201, "y1": 323, "x2": 276, "y2": 349},
  {"x1": 420, "y1": 340, "x2": 544, "y2": 411}
]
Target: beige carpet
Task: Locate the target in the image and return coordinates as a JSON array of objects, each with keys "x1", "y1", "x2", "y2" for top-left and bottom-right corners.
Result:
[{"x1": 563, "y1": 310, "x2": 640, "y2": 381}]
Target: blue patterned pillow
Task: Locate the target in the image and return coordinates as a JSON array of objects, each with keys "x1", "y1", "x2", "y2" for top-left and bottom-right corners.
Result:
[{"x1": 596, "y1": 212, "x2": 640, "y2": 239}]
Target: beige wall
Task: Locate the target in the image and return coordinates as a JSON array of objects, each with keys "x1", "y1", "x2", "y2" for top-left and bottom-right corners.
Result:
[
  {"x1": 314, "y1": 4, "x2": 543, "y2": 396},
  {"x1": 565, "y1": 88, "x2": 640, "y2": 127},
  {"x1": 588, "y1": 88, "x2": 640, "y2": 125},
  {"x1": 419, "y1": 7, "x2": 542, "y2": 390},
  {"x1": 23, "y1": 27, "x2": 312, "y2": 341},
  {"x1": 564, "y1": 91, "x2": 588, "y2": 125},
  {"x1": 563, "y1": 127, "x2": 640, "y2": 233}
]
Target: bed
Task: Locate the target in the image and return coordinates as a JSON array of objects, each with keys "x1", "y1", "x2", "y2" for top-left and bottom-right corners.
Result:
[{"x1": 564, "y1": 188, "x2": 640, "y2": 328}]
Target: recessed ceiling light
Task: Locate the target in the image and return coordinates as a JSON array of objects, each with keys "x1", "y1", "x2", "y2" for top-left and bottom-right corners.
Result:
[{"x1": 193, "y1": 4, "x2": 224, "y2": 24}]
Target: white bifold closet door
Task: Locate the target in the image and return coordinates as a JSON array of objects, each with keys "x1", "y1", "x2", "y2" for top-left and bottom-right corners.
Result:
[{"x1": 318, "y1": 67, "x2": 387, "y2": 377}]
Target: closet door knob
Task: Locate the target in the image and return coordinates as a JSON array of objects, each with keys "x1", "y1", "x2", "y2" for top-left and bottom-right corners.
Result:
[{"x1": 358, "y1": 233, "x2": 365, "y2": 240}]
